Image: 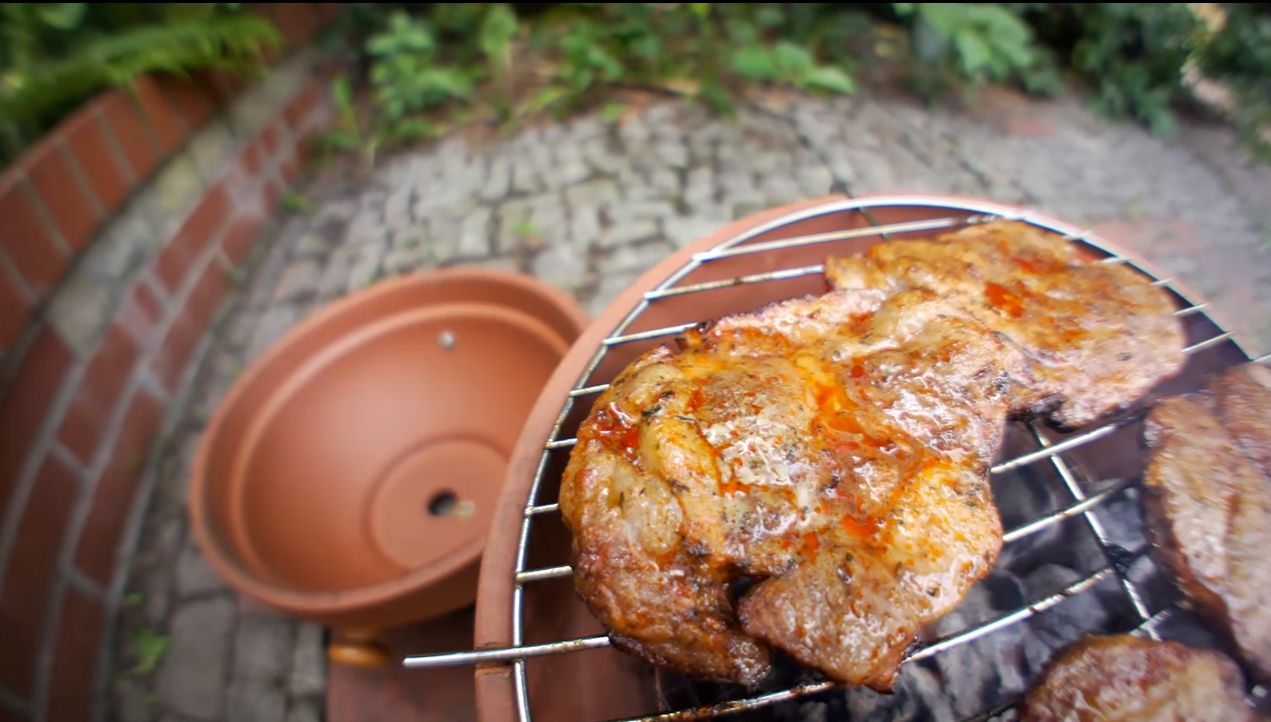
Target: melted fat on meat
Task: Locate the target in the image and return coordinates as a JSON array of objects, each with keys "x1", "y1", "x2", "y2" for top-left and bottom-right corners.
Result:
[
  {"x1": 560, "y1": 289, "x2": 1009, "y2": 688},
  {"x1": 560, "y1": 220, "x2": 1187, "y2": 689},
  {"x1": 825, "y1": 221, "x2": 1185, "y2": 427}
]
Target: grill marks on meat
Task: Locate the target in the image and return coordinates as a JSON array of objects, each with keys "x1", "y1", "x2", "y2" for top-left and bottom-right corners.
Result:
[
  {"x1": 1143, "y1": 365, "x2": 1271, "y2": 682},
  {"x1": 1020, "y1": 635, "x2": 1253, "y2": 722},
  {"x1": 560, "y1": 220, "x2": 1186, "y2": 688},
  {"x1": 562, "y1": 288, "x2": 1011, "y2": 688},
  {"x1": 825, "y1": 221, "x2": 1186, "y2": 427}
]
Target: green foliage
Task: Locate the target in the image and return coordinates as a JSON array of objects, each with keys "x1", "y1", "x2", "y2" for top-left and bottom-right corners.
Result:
[
  {"x1": 1064, "y1": 3, "x2": 1201, "y2": 134},
  {"x1": 525, "y1": 4, "x2": 860, "y2": 116},
  {"x1": 129, "y1": 627, "x2": 169, "y2": 677},
  {"x1": 326, "y1": 3, "x2": 1269, "y2": 160},
  {"x1": 478, "y1": 4, "x2": 517, "y2": 76},
  {"x1": 328, "y1": 3, "x2": 863, "y2": 154},
  {"x1": 898, "y1": 3, "x2": 1058, "y2": 93},
  {"x1": 313, "y1": 73, "x2": 375, "y2": 167},
  {"x1": 362, "y1": 10, "x2": 484, "y2": 144},
  {"x1": 368, "y1": 12, "x2": 474, "y2": 116},
  {"x1": 1199, "y1": 4, "x2": 1271, "y2": 154},
  {"x1": 280, "y1": 191, "x2": 316, "y2": 215},
  {"x1": 0, "y1": 4, "x2": 280, "y2": 161},
  {"x1": 728, "y1": 41, "x2": 856, "y2": 94}
]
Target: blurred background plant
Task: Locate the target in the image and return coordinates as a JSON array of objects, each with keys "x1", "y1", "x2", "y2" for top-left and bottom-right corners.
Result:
[
  {"x1": 0, "y1": 3, "x2": 280, "y2": 163},
  {"x1": 316, "y1": 3, "x2": 1270, "y2": 162},
  {"x1": 2, "y1": 3, "x2": 1269, "y2": 168}
]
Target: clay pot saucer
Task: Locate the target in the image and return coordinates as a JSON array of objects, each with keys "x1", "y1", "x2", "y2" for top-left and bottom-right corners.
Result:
[{"x1": 190, "y1": 269, "x2": 586, "y2": 659}]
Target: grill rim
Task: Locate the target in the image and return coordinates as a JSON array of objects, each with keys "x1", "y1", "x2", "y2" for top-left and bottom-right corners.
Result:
[{"x1": 470, "y1": 193, "x2": 1257, "y2": 722}]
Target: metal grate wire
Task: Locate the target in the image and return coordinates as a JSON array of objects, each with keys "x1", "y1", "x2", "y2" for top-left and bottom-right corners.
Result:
[{"x1": 403, "y1": 197, "x2": 1265, "y2": 721}]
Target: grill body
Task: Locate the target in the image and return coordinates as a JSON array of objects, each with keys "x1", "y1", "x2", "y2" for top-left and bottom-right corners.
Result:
[{"x1": 469, "y1": 195, "x2": 1256, "y2": 721}]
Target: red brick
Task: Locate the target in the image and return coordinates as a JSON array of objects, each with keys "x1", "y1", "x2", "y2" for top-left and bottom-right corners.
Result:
[
  {"x1": 59, "y1": 107, "x2": 132, "y2": 216},
  {"x1": 155, "y1": 182, "x2": 231, "y2": 293},
  {"x1": 0, "y1": 456, "x2": 80, "y2": 698},
  {"x1": 261, "y1": 120, "x2": 284, "y2": 158},
  {"x1": 294, "y1": 131, "x2": 316, "y2": 169},
  {"x1": 0, "y1": 176, "x2": 67, "y2": 296},
  {"x1": 57, "y1": 325, "x2": 140, "y2": 463},
  {"x1": 199, "y1": 68, "x2": 247, "y2": 106},
  {"x1": 283, "y1": 81, "x2": 322, "y2": 135},
  {"x1": 96, "y1": 90, "x2": 160, "y2": 182},
  {"x1": 293, "y1": 4, "x2": 321, "y2": 44},
  {"x1": 263, "y1": 177, "x2": 283, "y2": 212},
  {"x1": 72, "y1": 390, "x2": 162, "y2": 585},
  {"x1": 0, "y1": 329, "x2": 74, "y2": 513},
  {"x1": 152, "y1": 75, "x2": 218, "y2": 134},
  {"x1": 24, "y1": 140, "x2": 103, "y2": 252},
  {"x1": 186, "y1": 259, "x2": 229, "y2": 329},
  {"x1": 269, "y1": 4, "x2": 310, "y2": 46},
  {"x1": 45, "y1": 588, "x2": 104, "y2": 722},
  {"x1": 132, "y1": 75, "x2": 189, "y2": 155},
  {"x1": 257, "y1": 34, "x2": 283, "y2": 68},
  {"x1": 221, "y1": 213, "x2": 265, "y2": 268},
  {"x1": 149, "y1": 315, "x2": 201, "y2": 394},
  {"x1": 116, "y1": 281, "x2": 164, "y2": 346},
  {"x1": 0, "y1": 270, "x2": 31, "y2": 351},
  {"x1": 278, "y1": 146, "x2": 301, "y2": 185},
  {"x1": 239, "y1": 137, "x2": 266, "y2": 178}
]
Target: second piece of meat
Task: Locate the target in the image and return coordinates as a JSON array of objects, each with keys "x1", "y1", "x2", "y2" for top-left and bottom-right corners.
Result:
[
  {"x1": 1021, "y1": 634, "x2": 1253, "y2": 722},
  {"x1": 1143, "y1": 364, "x2": 1271, "y2": 682}
]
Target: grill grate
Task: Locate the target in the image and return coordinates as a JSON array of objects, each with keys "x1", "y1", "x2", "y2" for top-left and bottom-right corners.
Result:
[{"x1": 403, "y1": 197, "x2": 1269, "y2": 721}]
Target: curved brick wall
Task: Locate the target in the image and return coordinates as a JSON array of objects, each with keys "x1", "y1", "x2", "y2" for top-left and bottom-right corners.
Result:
[{"x1": 0, "y1": 5, "x2": 339, "y2": 719}]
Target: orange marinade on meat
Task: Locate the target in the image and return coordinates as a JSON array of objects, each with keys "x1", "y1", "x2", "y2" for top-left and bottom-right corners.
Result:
[
  {"x1": 825, "y1": 220, "x2": 1185, "y2": 427},
  {"x1": 560, "y1": 288, "x2": 1010, "y2": 688},
  {"x1": 559, "y1": 220, "x2": 1185, "y2": 688}
]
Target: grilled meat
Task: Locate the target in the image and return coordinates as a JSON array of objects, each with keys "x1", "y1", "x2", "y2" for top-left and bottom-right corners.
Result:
[
  {"x1": 560, "y1": 288, "x2": 1011, "y2": 688},
  {"x1": 1143, "y1": 365, "x2": 1271, "y2": 681},
  {"x1": 1213, "y1": 364, "x2": 1271, "y2": 478},
  {"x1": 825, "y1": 221, "x2": 1185, "y2": 427},
  {"x1": 1020, "y1": 635, "x2": 1252, "y2": 722},
  {"x1": 561, "y1": 220, "x2": 1186, "y2": 688}
]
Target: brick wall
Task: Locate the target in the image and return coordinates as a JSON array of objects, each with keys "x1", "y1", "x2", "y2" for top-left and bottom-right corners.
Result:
[{"x1": 0, "y1": 5, "x2": 341, "y2": 719}]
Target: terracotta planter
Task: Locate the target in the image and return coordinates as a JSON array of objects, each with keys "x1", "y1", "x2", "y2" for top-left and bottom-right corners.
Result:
[
  {"x1": 190, "y1": 269, "x2": 586, "y2": 650},
  {"x1": 473, "y1": 196, "x2": 1250, "y2": 720}
]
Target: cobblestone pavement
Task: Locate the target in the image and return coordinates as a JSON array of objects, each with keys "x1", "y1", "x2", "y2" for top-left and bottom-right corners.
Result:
[{"x1": 112, "y1": 88, "x2": 1271, "y2": 721}]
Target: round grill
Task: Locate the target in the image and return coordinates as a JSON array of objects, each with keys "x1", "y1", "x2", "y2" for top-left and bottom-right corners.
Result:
[{"x1": 409, "y1": 195, "x2": 1267, "y2": 721}]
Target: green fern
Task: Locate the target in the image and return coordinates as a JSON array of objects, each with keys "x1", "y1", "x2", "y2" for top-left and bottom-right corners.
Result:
[{"x1": 1, "y1": 13, "x2": 280, "y2": 157}]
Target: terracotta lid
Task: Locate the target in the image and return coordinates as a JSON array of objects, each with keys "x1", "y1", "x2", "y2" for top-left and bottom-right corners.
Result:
[{"x1": 190, "y1": 269, "x2": 586, "y2": 630}]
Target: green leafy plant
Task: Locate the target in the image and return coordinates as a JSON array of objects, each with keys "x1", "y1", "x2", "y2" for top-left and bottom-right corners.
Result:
[
  {"x1": 1198, "y1": 4, "x2": 1271, "y2": 154},
  {"x1": 527, "y1": 4, "x2": 858, "y2": 117},
  {"x1": 129, "y1": 627, "x2": 169, "y2": 677},
  {"x1": 478, "y1": 4, "x2": 517, "y2": 78},
  {"x1": 321, "y1": 3, "x2": 1270, "y2": 161},
  {"x1": 728, "y1": 41, "x2": 856, "y2": 94},
  {"x1": 895, "y1": 3, "x2": 1059, "y2": 95},
  {"x1": 366, "y1": 11, "x2": 475, "y2": 143},
  {"x1": 280, "y1": 190, "x2": 316, "y2": 215},
  {"x1": 0, "y1": 4, "x2": 280, "y2": 162},
  {"x1": 313, "y1": 73, "x2": 376, "y2": 167},
  {"x1": 1065, "y1": 3, "x2": 1201, "y2": 134}
]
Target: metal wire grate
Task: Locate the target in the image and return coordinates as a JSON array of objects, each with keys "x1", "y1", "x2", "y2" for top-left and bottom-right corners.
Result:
[{"x1": 404, "y1": 197, "x2": 1269, "y2": 721}]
